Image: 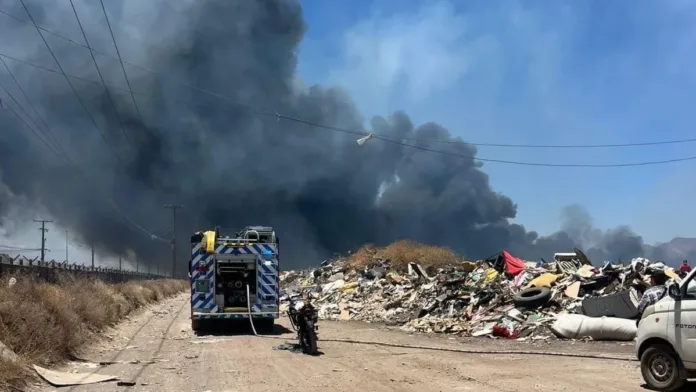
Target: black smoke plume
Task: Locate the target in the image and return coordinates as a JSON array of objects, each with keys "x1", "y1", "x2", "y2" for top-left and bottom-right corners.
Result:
[{"x1": 0, "y1": 0, "x2": 658, "y2": 271}]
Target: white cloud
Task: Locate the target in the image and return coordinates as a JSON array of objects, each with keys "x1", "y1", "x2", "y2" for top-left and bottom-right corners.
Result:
[{"x1": 328, "y1": 0, "x2": 488, "y2": 115}]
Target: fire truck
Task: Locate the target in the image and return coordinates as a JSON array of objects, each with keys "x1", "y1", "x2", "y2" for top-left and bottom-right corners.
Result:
[{"x1": 189, "y1": 226, "x2": 279, "y2": 332}]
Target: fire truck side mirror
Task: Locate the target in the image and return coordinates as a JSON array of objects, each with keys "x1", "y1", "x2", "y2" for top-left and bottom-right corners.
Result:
[{"x1": 203, "y1": 230, "x2": 216, "y2": 254}]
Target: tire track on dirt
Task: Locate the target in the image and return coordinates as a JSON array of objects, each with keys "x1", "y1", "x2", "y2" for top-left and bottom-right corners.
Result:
[
  {"x1": 116, "y1": 298, "x2": 189, "y2": 385},
  {"x1": 61, "y1": 294, "x2": 186, "y2": 391}
]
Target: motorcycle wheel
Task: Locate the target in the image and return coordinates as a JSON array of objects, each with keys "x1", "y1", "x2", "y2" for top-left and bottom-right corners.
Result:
[{"x1": 303, "y1": 320, "x2": 318, "y2": 355}]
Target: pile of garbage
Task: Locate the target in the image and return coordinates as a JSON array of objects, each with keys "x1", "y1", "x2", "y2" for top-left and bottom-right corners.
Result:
[{"x1": 280, "y1": 242, "x2": 683, "y2": 341}]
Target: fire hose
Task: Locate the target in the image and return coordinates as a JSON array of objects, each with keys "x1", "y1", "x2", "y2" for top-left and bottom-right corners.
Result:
[
  {"x1": 246, "y1": 284, "x2": 260, "y2": 337},
  {"x1": 244, "y1": 284, "x2": 634, "y2": 362}
]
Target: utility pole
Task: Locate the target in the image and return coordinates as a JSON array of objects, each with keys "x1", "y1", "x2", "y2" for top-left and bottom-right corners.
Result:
[
  {"x1": 136, "y1": 257, "x2": 139, "y2": 273},
  {"x1": 34, "y1": 219, "x2": 53, "y2": 263},
  {"x1": 119, "y1": 255, "x2": 122, "y2": 271},
  {"x1": 164, "y1": 204, "x2": 183, "y2": 278},
  {"x1": 65, "y1": 230, "x2": 68, "y2": 263},
  {"x1": 91, "y1": 244, "x2": 95, "y2": 269}
]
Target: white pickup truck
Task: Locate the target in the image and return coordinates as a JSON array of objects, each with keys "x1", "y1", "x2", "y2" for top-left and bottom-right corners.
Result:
[{"x1": 636, "y1": 267, "x2": 696, "y2": 390}]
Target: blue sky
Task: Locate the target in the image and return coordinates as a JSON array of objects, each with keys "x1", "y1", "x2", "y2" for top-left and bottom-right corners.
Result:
[{"x1": 296, "y1": 0, "x2": 696, "y2": 244}]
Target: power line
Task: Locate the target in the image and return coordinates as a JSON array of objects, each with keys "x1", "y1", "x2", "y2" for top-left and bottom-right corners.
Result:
[
  {"x1": 18, "y1": 0, "x2": 124, "y2": 164},
  {"x1": 0, "y1": 52, "x2": 223, "y2": 110},
  {"x1": 99, "y1": 0, "x2": 141, "y2": 117},
  {"x1": 1, "y1": 57, "x2": 159, "y2": 236},
  {"x1": 1, "y1": 80, "x2": 167, "y2": 243},
  {"x1": 414, "y1": 136, "x2": 696, "y2": 149},
  {"x1": 72, "y1": 1, "x2": 179, "y2": 199},
  {"x1": 69, "y1": 241, "x2": 92, "y2": 250},
  {"x1": 5, "y1": 8, "x2": 696, "y2": 167},
  {"x1": 1, "y1": 6, "x2": 166, "y2": 243},
  {"x1": 68, "y1": 0, "x2": 132, "y2": 147},
  {"x1": 278, "y1": 114, "x2": 696, "y2": 167},
  {"x1": 0, "y1": 56, "x2": 65, "y2": 154},
  {"x1": 0, "y1": 7, "x2": 261, "y2": 113},
  {"x1": 0, "y1": 81, "x2": 60, "y2": 155},
  {"x1": 1, "y1": 6, "x2": 695, "y2": 151},
  {"x1": 4, "y1": 50, "x2": 696, "y2": 168},
  {"x1": 0, "y1": 245, "x2": 42, "y2": 251}
]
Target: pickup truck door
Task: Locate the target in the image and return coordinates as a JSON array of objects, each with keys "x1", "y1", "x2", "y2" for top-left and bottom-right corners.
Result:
[{"x1": 674, "y1": 270, "x2": 696, "y2": 365}]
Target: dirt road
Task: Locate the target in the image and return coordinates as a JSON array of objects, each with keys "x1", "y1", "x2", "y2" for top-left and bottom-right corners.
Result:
[{"x1": 35, "y1": 293, "x2": 661, "y2": 392}]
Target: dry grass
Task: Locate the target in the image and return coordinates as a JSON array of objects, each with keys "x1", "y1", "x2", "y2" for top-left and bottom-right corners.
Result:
[
  {"x1": 347, "y1": 240, "x2": 462, "y2": 273},
  {"x1": 0, "y1": 274, "x2": 186, "y2": 390},
  {"x1": 0, "y1": 359, "x2": 28, "y2": 392}
]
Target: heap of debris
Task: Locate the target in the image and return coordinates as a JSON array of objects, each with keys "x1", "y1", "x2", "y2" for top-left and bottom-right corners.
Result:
[{"x1": 280, "y1": 243, "x2": 682, "y2": 341}]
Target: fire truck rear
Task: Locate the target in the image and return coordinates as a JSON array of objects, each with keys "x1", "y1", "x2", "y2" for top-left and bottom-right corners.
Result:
[{"x1": 189, "y1": 226, "x2": 279, "y2": 332}]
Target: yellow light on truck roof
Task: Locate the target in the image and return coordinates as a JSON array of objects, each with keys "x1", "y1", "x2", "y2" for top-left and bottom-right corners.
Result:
[{"x1": 203, "y1": 230, "x2": 216, "y2": 254}]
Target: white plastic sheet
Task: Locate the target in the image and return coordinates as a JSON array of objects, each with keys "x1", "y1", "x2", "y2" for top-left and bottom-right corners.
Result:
[
  {"x1": 550, "y1": 314, "x2": 637, "y2": 341},
  {"x1": 33, "y1": 365, "x2": 118, "y2": 386}
]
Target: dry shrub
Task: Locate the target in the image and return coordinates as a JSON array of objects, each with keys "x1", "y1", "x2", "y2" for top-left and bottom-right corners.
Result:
[
  {"x1": 0, "y1": 358, "x2": 29, "y2": 392},
  {"x1": 346, "y1": 244, "x2": 378, "y2": 270},
  {"x1": 347, "y1": 240, "x2": 461, "y2": 272},
  {"x1": 0, "y1": 274, "x2": 186, "y2": 388}
]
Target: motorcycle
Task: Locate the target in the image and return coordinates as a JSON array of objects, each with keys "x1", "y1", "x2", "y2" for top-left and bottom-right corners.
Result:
[{"x1": 287, "y1": 292, "x2": 319, "y2": 355}]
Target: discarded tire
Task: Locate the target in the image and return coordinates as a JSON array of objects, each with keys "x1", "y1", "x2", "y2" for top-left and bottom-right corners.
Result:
[{"x1": 513, "y1": 287, "x2": 552, "y2": 308}]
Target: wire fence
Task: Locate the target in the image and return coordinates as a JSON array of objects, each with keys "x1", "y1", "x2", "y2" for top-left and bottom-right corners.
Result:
[{"x1": 0, "y1": 253, "x2": 166, "y2": 283}]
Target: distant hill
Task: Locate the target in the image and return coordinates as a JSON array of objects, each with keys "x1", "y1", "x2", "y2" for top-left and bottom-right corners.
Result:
[{"x1": 644, "y1": 237, "x2": 696, "y2": 265}]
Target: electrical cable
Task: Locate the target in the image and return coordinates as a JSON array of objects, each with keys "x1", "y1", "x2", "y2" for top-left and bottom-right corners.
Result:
[
  {"x1": 69, "y1": 241, "x2": 92, "y2": 250},
  {"x1": 0, "y1": 82, "x2": 61, "y2": 155},
  {"x1": 0, "y1": 7, "x2": 261, "y2": 115},
  {"x1": 3, "y1": 51, "x2": 695, "y2": 168},
  {"x1": 68, "y1": 0, "x2": 132, "y2": 147},
  {"x1": 0, "y1": 56, "x2": 65, "y2": 154},
  {"x1": 0, "y1": 52, "x2": 232, "y2": 111},
  {"x1": 276, "y1": 113, "x2": 696, "y2": 167},
  {"x1": 92, "y1": 0, "x2": 182, "y2": 200},
  {"x1": 1, "y1": 6, "x2": 692, "y2": 150},
  {"x1": 0, "y1": 9, "x2": 696, "y2": 149},
  {"x1": 0, "y1": 81, "x2": 167, "y2": 243},
  {"x1": 64, "y1": 0, "x2": 183, "y2": 212},
  {"x1": 0, "y1": 245, "x2": 42, "y2": 251},
  {"x1": 99, "y1": 0, "x2": 142, "y2": 117},
  {"x1": 18, "y1": 0, "x2": 124, "y2": 164},
  {"x1": 2, "y1": 3, "x2": 167, "y2": 243}
]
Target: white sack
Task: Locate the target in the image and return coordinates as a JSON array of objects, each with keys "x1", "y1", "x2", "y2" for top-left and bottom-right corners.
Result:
[
  {"x1": 321, "y1": 279, "x2": 345, "y2": 293},
  {"x1": 550, "y1": 314, "x2": 637, "y2": 341}
]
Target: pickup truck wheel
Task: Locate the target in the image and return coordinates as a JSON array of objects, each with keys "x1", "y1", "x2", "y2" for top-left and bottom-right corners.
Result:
[{"x1": 640, "y1": 344, "x2": 685, "y2": 391}]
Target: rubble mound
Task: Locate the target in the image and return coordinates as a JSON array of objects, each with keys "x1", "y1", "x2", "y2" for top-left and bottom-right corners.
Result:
[{"x1": 281, "y1": 243, "x2": 682, "y2": 342}]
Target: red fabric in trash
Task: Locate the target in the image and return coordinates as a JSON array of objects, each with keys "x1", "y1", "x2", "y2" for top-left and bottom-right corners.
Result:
[{"x1": 501, "y1": 250, "x2": 525, "y2": 276}]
